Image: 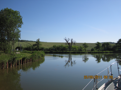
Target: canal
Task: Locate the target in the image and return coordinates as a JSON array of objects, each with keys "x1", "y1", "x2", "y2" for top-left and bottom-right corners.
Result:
[{"x1": 0, "y1": 53, "x2": 121, "y2": 90}]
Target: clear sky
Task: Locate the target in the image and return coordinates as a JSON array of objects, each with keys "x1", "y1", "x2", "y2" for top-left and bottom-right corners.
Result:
[{"x1": 0, "y1": 0, "x2": 121, "y2": 43}]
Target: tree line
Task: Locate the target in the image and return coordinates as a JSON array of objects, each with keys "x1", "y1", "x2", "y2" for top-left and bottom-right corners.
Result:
[{"x1": 22, "y1": 38, "x2": 121, "y2": 52}]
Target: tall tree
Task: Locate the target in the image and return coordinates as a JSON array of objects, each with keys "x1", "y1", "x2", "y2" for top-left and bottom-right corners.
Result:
[
  {"x1": 0, "y1": 8, "x2": 23, "y2": 53},
  {"x1": 83, "y1": 43, "x2": 88, "y2": 51},
  {"x1": 102, "y1": 43, "x2": 107, "y2": 50},
  {"x1": 64, "y1": 38, "x2": 76, "y2": 51},
  {"x1": 95, "y1": 42, "x2": 101, "y2": 51},
  {"x1": 36, "y1": 38, "x2": 41, "y2": 51},
  {"x1": 116, "y1": 39, "x2": 121, "y2": 50}
]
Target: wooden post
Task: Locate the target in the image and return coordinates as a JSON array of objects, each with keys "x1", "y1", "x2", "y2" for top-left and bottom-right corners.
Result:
[
  {"x1": 7, "y1": 68, "x2": 8, "y2": 73},
  {"x1": 13, "y1": 63, "x2": 14, "y2": 67},
  {"x1": 2, "y1": 62, "x2": 4, "y2": 69},
  {"x1": 16, "y1": 62, "x2": 17, "y2": 68},
  {"x1": 21, "y1": 59, "x2": 22, "y2": 65},
  {"x1": 6, "y1": 61, "x2": 8, "y2": 69},
  {"x1": 10, "y1": 63, "x2": 12, "y2": 68},
  {"x1": 25, "y1": 59, "x2": 26, "y2": 63},
  {"x1": 21, "y1": 63, "x2": 22, "y2": 69},
  {"x1": 19, "y1": 60, "x2": 20, "y2": 65}
]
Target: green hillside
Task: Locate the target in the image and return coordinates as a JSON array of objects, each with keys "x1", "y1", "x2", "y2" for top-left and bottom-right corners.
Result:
[{"x1": 13, "y1": 41, "x2": 116, "y2": 51}]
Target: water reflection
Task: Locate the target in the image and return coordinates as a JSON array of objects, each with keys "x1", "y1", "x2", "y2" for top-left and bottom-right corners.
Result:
[
  {"x1": 82, "y1": 54, "x2": 89, "y2": 63},
  {"x1": 22, "y1": 58, "x2": 45, "y2": 71},
  {"x1": 0, "y1": 68, "x2": 22, "y2": 90},
  {"x1": 0, "y1": 58, "x2": 45, "y2": 90},
  {"x1": 53, "y1": 54, "x2": 63, "y2": 58},
  {"x1": 81, "y1": 53, "x2": 121, "y2": 65},
  {"x1": 65, "y1": 54, "x2": 76, "y2": 67}
]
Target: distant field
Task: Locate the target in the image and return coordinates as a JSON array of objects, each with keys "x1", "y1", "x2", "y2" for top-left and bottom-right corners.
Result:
[{"x1": 13, "y1": 41, "x2": 115, "y2": 51}]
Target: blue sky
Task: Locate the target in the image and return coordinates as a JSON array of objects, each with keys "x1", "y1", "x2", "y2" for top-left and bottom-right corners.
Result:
[{"x1": 0, "y1": 0, "x2": 121, "y2": 43}]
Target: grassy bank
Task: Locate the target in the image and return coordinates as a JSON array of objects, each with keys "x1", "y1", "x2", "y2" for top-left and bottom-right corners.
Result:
[{"x1": 0, "y1": 51, "x2": 45, "y2": 69}]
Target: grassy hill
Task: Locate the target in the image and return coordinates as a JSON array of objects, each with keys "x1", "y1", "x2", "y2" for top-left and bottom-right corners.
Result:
[{"x1": 13, "y1": 41, "x2": 116, "y2": 51}]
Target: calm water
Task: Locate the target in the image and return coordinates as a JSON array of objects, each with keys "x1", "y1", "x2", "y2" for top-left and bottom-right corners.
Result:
[{"x1": 0, "y1": 53, "x2": 121, "y2": 90}]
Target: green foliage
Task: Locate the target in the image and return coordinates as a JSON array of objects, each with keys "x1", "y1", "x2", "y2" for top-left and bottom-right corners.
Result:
[
  {"x1": 36, "y1": 38, "x2": 41, "y2": 51},
  {"x1": 91, "y1": 47, "x2": 97, "y2": 51},
  {"x1": 11, "y1": 41, "x2": 115, "y2": 51},
  {"x1": 0, "y1": 8, "x2": 23, "y2": 53},
  {"x1": 30, "y1": 51, "x2": 45, "y2": 61},
  {"x1": 95, "y1": 42, "x2": 102, "y2": 51},
  {"x1": 5, "y1": 44, "x2": 12, "y2": 54},
  {"x1": 78, "y1": 46, "x2": 84, "y2": 51},
  {"x1": 0, "y1": 51, "x2": 45, "y2": 63},
  {"x1": 83, "y1": 43, "x2": 88, "y2": 51},
  {"x1": 72, "y1": 46, "x2": 78, "y2": 51},
  {"x1": 102, "y1": 43, "x2": 112, "y2": 51}
]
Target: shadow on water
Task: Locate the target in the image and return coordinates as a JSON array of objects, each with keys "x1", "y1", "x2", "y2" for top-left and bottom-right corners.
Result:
[{"x1": 0, "y1": 58, "x2": 45, "y2": 90}]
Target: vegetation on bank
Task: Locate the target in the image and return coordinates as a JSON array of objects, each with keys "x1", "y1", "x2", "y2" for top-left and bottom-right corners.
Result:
[
  {"x1": 12, "y1": 41, "x2": 115, "y2": 51},
  {"x1": 20, "y1": 38, "x2": 121, "y2": 53},
  {"x1": 0, "y1": 51, "x2": 45, "y2": 69},
  {"x1": 0, "y1": 8, "x2": 45, "y2": 69},
  {"x1": 0, "y1": 51, "x2": 45, "y2": 63},
  {"x1": 1, "y1": 7, "x2": 121, "y2": 68}
]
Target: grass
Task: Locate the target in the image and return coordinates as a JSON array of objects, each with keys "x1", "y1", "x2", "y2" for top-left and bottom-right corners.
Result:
[
  {"x1": 0, "y1": 52, "x2": 31, "y2": 63},
  {"x1": 0, "y1": 51, "x2": 45, "y2": 63},
  {"x1": 13, "y1": 41, "x2": 115, "y2": 51}
]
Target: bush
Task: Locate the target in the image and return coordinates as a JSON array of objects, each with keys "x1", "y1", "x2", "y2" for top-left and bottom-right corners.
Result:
[
  {"x1": 72, "y1": 46, "x2": 78, "y2": 51},
  {"x1": 30, "y1": 51, "x2": 45, "y2": 61},
  {"x1": 78, "y1": 46, "x2": 84, "y2": 51}
]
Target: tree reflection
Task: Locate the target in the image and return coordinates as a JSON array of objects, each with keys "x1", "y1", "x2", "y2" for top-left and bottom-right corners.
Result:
[
  {"x1": 65, "y1": 54, "x2": 76, "y2": 67},
  {"x1": 0, "y1": 58, "x2": 45, "y2": 90},
  {"x1": 82, "y1": 54, "x2": 89, "y2": 63},
  {"x1": 0, "y1": 68, "x2": 23, "y2": 90},
  {"x1": 53, "y1": 54, "x2": 63, "y2": 58},
  {"x1": 91, "y1": 54, "x2": 116, "y2": 63},
  {"x1": 21, "y1": 58, "x2": 45, "y2": 71}
]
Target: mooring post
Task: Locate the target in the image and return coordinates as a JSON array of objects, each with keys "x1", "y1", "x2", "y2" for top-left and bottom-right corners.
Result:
[
  {"x1": 21, "y1": 63, "x2": 22, "y2": 69},
  {"x1": 6, "y1": 61, "x2": 8, "y2": 69},
  {"x1": 10, "y1": 63, "x2": 12, "y2": 68},
  {"x1": 2, "y1": 62, "x2": 4, "y2": 69},
  {"x1": 21, "y1": 59, "x2": 22, "y2": 65},
  {"x1": 19, "y1": 60, "x2": 20, "y2": 65},
  {"x1": 16, "y1": 61, "x2": 17, "y2": 67},
  {"x1": 7, "y1": 67, "x2": 8, "y2": 73}
]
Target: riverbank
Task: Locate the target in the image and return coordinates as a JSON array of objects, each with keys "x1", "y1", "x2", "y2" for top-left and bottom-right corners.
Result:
[
  {"x1": 44, "y1": 51, "x2": 118, "y2": 54},
  {"x1": 0, "y1": 51, "x2": 45, "y2": 69}
]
